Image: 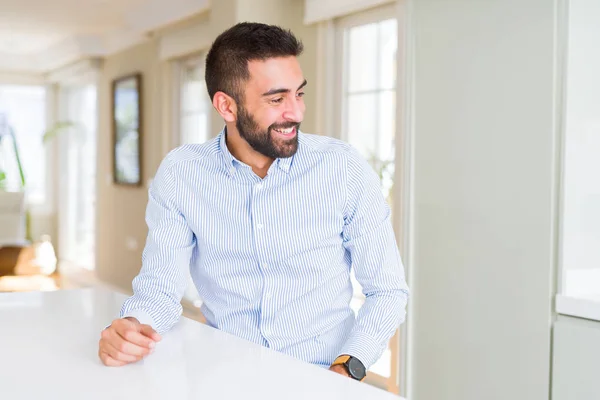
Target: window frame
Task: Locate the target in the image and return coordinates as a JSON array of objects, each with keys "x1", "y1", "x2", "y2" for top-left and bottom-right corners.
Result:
[
  {"x1": 331, "y1": 3, "x2": 405, "y2": 394},
  {"x1": 171, "y1": 52, "x2": 211, "y2": 149},
  {"x1": 333, "y1": 3, "x2": 399, "y2": 143}
]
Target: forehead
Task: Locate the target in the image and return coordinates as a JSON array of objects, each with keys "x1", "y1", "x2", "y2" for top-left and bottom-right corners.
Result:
[{"x1": 246, "y1": 56, "x2": 304, "y2": 91}]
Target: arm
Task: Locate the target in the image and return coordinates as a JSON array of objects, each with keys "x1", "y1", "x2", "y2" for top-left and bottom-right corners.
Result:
[
  {"x1": 119, "y1": 154, "x2": 196, "y2": 334},
  {"x1": 337, "y1": 148, "x2": 409, "y2": 370}
]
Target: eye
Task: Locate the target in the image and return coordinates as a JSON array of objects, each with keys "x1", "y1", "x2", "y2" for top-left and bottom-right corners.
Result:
[
  {"x1": 271, "y1": 97, "x2": 284, "y2": 104},
  {"x1": 297, "y1": 92, "x2": 305, "y2": 98}
]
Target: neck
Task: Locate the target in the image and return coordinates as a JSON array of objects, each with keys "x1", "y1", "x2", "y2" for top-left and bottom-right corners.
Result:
[{"x1": 224, "y1": 123, "x2": 274, "y2": 178}]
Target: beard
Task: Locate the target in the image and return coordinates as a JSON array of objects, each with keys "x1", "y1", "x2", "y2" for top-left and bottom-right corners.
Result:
[{"x1": 236, "y1": 105, "x2": 300, "y2": 159}]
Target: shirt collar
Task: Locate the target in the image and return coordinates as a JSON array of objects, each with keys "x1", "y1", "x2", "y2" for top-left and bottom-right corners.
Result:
[
  {"x1": 218, "y1": 126, "x2": 296, "y2": 177},
  {"x1": 276, "y1": 154, "x2": 293, "y2": 173},
  {"x1": 218, "y1": 128, "x2": 238, "y2": 177}
]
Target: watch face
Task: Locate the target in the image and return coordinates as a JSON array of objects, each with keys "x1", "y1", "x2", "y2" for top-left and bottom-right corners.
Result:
[{"x1": 348, "y1": 358, "x2": 366, "y2": 380}]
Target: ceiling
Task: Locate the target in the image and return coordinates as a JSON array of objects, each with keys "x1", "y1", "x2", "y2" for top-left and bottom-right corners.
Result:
[{"x1": 0, "y1": 0, "x2": 209, "y2": 73}]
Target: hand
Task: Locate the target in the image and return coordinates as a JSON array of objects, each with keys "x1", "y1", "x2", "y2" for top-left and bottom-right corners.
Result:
[
  {"x1": 329, "y1": 364, "x2": 350, "y2": 378},
  {"x1": 98, "y1": 317, "x2": 161, "y2": 367}
]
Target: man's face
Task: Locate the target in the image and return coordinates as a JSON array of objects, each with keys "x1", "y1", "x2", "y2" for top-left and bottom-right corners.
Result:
[{"x1": 235, "y1": 56, "x2": 306, "y2": 159}]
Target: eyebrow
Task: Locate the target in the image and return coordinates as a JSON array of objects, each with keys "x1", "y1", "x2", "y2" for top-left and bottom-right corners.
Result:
[{"x1": 262, "y1": 79, "x2": 307, "y2": 97}]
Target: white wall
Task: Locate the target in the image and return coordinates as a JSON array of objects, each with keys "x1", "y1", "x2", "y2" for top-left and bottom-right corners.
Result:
[
  {"x1": 408, "y1": 1, "x2": 557, "y2": 399},
  {"x1": 552, "y1": 316, "x2": 600, "y2": 400}
]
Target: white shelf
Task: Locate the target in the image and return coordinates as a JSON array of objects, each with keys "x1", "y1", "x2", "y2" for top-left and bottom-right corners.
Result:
[{"x1": 557, "y1": 268, "x2": 600, "y2": 322}]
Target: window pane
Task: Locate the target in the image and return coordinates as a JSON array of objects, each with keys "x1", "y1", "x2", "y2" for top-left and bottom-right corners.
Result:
[
  {"x1": 181, "y1": 113, "x2": 209, "y2": 145},
  {"x1": 0, "y1": 85, "x2": 46, "y2": 204},
  {"x1": 377, "y1": 90, "x2": 396, "y2": 199},
  {"x1": 377, "y1": 90, "x2": 396, "y2": 162},
  {"x1": 182, "y1": 80, "x2": 208, "y2": 113},
  {"x1": 179, "y1": 56, "x2": 211, "y2": 147},
  {"x1": 379, "y1": 19, "x2": 398, "y2": 90},
  {"x1": 346, "y1": 92, "x2": 377, "y2": 159},
  {"x1": 347, "y1": 23, "x2": 378, "y2": 93}
]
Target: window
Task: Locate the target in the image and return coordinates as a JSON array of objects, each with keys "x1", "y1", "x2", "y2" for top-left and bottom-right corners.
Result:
[
  {"x1": 0, "y1": 85, "x2": 47, "y2": 204},
  {"x1": 335, "y1": 4, "x2": 399, "y2": 388},
  {"x1": 174, "y1": 54, "x2": 212, "y2": 307},
  {"x1": 178, "y1": 54, "x2": 211, "y2": 146},
  {"x1": 339, "y1": 15, "x2": 397, "y2": 201},
  {"x1": 57, "y1": 84, "x2": 97, "y2": 269}
]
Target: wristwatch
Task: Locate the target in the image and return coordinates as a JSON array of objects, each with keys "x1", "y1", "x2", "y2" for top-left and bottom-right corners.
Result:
[{"x1": 332, "y1": 355, "x2": 366, "y2": 381}]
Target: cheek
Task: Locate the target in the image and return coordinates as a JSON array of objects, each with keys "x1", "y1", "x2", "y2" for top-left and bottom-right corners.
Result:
[
  {"x1": 262, "y1": 110, "x2": 283, "y2": 129},
  {"x1": 245, "y1": 108, "x2": 271, "y2": 130},
  {"x1": 299, "y1": 99, "x2": 306, "y2": 114}
]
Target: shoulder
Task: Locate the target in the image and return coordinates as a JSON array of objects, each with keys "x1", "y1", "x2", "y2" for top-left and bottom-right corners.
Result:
[
  {"x1": 162, "y1": 136, "x2": 221, "y2": 169},
  {"x1": 298, "y1": 132, "x2": 370, "y2": 172},
  {"x1": 298, "y1": 132, "x2": 362, "y2": 162}
]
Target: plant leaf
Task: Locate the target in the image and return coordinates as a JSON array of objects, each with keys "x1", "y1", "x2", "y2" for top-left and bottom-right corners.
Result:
[{"x1": 42, "y1": 121, "x2": 78, "y2": 144}]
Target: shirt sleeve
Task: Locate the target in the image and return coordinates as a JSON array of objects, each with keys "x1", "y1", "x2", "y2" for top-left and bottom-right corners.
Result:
[
  {"x1": 337, "y1": 147, "x2": 410, "y2": 369},
  {"x1": 118, "y1": 154, "x2": 196, "y2": 334}
]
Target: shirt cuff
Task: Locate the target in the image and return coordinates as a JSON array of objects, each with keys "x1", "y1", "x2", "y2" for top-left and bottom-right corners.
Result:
[
  {"x1": 121, "y1": 308, "x2": 157, "y2": 330},
  {"x1": 337, "y1": 330, "x2": 383, "y2": 370}
]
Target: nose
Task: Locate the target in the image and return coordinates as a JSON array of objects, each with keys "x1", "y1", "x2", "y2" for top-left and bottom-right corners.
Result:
[{"x1": 282, "y1": 97, "x2": 304, "y2": 123}]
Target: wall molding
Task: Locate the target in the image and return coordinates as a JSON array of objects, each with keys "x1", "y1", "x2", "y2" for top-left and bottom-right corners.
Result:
[{"x1": 304, "y1": 0, "x2": 394, "y2": 24}]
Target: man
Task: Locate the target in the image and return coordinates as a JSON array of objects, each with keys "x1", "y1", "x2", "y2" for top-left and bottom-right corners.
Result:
[{"x1": 98, "y1": 22, "x2": 409, "y2": 381}]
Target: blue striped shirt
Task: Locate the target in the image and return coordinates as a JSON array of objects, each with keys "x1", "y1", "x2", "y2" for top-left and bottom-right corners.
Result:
[{"x1": 120, "y1": 129, "x2": 409, "y2": 369}]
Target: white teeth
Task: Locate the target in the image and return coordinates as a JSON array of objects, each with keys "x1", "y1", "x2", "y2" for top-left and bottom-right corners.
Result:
[{"x1": 276, "y1": 127, "x2": 294, "y2": 134}]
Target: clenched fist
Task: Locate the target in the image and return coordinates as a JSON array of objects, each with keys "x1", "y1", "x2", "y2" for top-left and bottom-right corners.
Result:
[{"x1": 98, "y1": 317, "x2": 161, "y2": 367}]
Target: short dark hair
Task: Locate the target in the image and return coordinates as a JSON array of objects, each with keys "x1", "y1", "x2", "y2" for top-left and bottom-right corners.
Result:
[{"x1": 205, "y1": 22, "x2": 304, "y2": 103}]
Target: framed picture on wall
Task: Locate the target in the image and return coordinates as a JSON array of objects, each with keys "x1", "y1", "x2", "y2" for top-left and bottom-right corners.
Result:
[{"x1": 112, "y1": 73, "x2": 142, "y2": 186}]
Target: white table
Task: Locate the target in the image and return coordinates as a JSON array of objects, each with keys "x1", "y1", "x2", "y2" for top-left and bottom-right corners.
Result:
[{"x1": 0, "y1": 287, "x2": 403, "y2": 400}]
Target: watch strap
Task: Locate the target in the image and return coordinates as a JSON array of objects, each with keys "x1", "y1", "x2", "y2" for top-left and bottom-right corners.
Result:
[{"x1": 332, "y1": 355, "x2": 351, "y2": 366}]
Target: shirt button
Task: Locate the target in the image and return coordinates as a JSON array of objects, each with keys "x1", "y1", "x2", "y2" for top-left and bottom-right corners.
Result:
[
  {"x1": 257, "y1": 223, "x2": 263, "y2": 229},
  {"x1": 256, "y1": 183, "x2": 263, "y2": 189},
  {"x1": 265, "y1": 291, "x2": 271, "y2": 299}
]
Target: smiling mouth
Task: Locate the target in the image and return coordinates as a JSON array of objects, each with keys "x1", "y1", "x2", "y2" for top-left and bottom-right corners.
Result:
[{"x1": 273, "y1": 126, "x2": 297, "y2": 137}]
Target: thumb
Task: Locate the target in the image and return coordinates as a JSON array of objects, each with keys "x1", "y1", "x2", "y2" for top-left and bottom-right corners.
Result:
[{"x1": 139, "y1": 324, "x2": 162, "y2": 342}]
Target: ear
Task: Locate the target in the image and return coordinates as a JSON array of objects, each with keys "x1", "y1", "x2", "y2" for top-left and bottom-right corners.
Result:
[{"x1": 212, "y1": 92, "x2": 237, "y2": 123}]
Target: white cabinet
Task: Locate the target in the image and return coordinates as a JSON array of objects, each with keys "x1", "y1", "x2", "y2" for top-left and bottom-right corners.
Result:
[{"x1": 552, "y1": 315, "x2": 600, "y2": 400}]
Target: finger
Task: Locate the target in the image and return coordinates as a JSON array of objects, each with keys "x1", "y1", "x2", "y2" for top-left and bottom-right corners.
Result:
[
  {"x1": 111, "y1": 318, "x2": 138, "y2": 337},
  {"x1": 105, "y1": 330, "x2": 150, "y2": 358},
  {"x1": 139, "y1": 324, "x2": 162, "y2": 342},
  {"x1": 101, "y1": 339, "x2": 143, "y2": 363},
  {"x1": 120, "y1": 328, "x2": 156, "y2": 349},
  {"x1": 100, "y1": 350, "x2": 128, "y2": 367}
]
